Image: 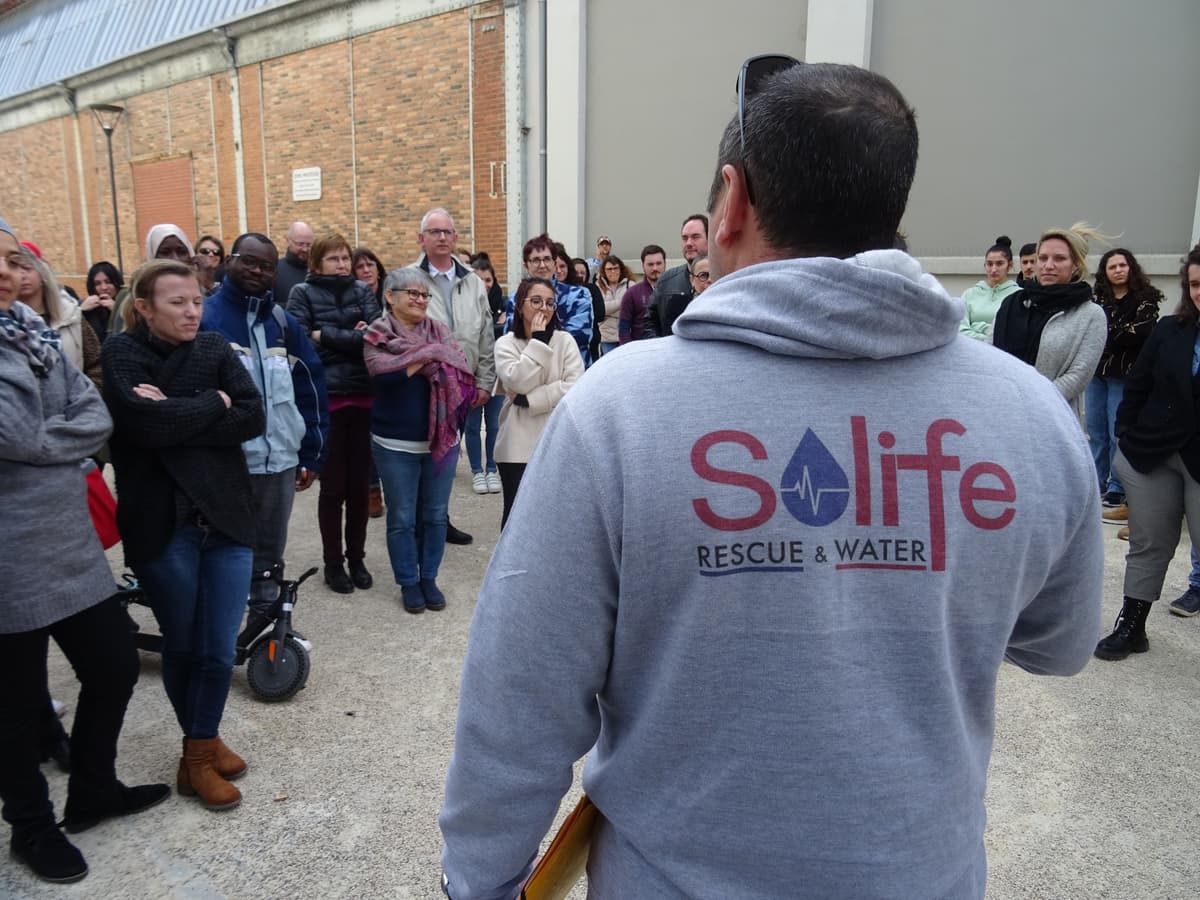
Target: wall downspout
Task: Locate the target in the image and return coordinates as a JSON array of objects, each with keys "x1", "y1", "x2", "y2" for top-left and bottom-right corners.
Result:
[
  {"x1": 503, "y1": 0, "x2": 525, "y2": 284},
  {"x1": 218, "y1": 30, "x2": 249, "y2": 234},
  {"x1": 538, "y1": 0, "x2": 547, "y2": 233},
  {"x1": 60, "y1": 84, "x2": 93, "y2": 267}
]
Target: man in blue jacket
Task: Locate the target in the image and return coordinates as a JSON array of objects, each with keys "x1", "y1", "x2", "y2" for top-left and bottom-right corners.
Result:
[{"x1": 201, "y1": 233, "x2": 329, "y2": 634}]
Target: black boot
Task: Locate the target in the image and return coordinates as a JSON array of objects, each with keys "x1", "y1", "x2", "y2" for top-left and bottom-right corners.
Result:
[
  {"x1": 445, "y1": 521, "x2": 473, "y2": 546},
  {"x1": 10, "y1": 822, "x2": 87, "y2": 883},
  {"x1": 348, "y1": 559, "x2": 373, "y2": 590},
  {"x1": 61, "y1": 780, "x2": 170, "y2": 834},
  {"x1": 324, "y1": 564, "x2": 354, "y2": 594},
  {"x1": 1094, "y1": 597, "x2": 1152, "y2": 661}
]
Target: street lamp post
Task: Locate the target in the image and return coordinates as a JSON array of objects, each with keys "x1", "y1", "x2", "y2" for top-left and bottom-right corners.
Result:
[{"x1": 91, "y1": 104, "x2": 125, "y2": 273}]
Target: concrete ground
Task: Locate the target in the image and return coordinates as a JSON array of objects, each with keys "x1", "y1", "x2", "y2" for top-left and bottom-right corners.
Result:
[{"x1": 4, "y1": 471, "x2": 1199, "y2": 899}]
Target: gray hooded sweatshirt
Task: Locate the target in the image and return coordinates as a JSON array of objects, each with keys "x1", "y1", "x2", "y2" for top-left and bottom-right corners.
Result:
[{"x1": 440, "y1": 252, "x2": 1103, "y2": 899}]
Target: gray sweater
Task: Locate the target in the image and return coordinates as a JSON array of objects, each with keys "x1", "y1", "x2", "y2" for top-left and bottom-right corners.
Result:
[
  {"x1": 0, "y1": 324, "x2": 116, "y2": 633},
  {"x1": 1032, "y1": 300, "x2": 1107, "y2": 417},
  {"x1": 439, "y1": 252, "x2": 1104, "y2": 899}
]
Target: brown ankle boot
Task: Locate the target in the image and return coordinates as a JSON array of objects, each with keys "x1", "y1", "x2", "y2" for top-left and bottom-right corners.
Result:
[
  {"x1": 177, "y1": 736, "x2": 247, "y2": 791},
  {"x1": 180, "y1": 738, "x2": 242, "y2": 810}
]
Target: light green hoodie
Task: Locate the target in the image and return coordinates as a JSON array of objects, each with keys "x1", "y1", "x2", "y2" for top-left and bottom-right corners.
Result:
[{"x1": 960, "y1": 278, "x2": 1020, "y2": 341}]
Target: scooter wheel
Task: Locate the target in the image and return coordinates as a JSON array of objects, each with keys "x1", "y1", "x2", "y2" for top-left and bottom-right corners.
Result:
[{"x1": 246, "y1": 636, "x2": 310, "y2": 702}]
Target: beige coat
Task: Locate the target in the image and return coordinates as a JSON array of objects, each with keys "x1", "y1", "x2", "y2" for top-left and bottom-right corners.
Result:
[
  {"x1": 597, "y1": 280, "x2": 629, "y2": 344},
  {"x1": 493, "y1": 330, "x2": 584, "y2": 463}
]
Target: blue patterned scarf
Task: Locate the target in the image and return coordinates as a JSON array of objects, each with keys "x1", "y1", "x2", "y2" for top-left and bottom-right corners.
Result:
[{"x1": 0, "y1": 301, "x2": 62, "y2": 377}]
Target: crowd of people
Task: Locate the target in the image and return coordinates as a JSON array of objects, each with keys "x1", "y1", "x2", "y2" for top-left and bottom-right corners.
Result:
[{"x1": 2, "y1": 56, "x2": 1200, "y2": 896}]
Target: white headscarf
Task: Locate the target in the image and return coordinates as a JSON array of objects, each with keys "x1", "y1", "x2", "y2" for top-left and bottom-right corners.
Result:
[{"x1": 144, "y1": 224, "x2": 194, "y2": 260}]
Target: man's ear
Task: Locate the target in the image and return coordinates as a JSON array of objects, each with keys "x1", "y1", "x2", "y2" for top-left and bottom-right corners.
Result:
[{"x1": 712, "y1": 163, "x2": 750, "y2": 250}]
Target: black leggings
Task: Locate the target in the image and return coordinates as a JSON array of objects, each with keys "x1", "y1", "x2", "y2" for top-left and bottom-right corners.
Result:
[
  {"x1": 498, "y1": 462, "x2": 527, "y2": 530},
  {"x1": 0, "y1": 595, "x2": 139, "y2": 831}
]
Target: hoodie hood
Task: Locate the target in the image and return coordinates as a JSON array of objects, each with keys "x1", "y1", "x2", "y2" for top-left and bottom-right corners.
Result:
[{"x1": 672, "y1": 251, "x2": 964, "y2": 361}]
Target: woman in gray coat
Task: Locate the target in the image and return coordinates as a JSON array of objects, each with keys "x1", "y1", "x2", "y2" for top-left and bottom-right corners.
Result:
[
  {"x1": 0, "y1": 216, "x2": 166, "y2": 884},
  {"x1": 992, "y1": 223, "x2": 1108, "y2": 419}
]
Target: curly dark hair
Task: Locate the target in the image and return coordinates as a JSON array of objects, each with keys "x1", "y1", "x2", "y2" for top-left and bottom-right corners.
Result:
[
  {"x1": 1176, "y1": 244, "x2": 1200, "y2": 326},
  {"x1": 1094, "y1": 248, "x2": 1155, "y2": 304}
]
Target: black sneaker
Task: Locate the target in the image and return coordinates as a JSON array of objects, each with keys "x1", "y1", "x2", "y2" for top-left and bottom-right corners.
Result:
[
  {"x1": 324, "y1": 564, "x2": 355, "y2": 594},
  {"x1": 420, "y1": 579, "x2": 446, "y2": 611},
  {"x1": 10, "y1": 824, "x2": 87, "y2": 883},
  {"x1": 1169, "y1": 585, "x2": 1200, "y2": 617},
  {"x1": 348, "y1": 559, "x2": 373, "y2": 590},
  {"x1": 401, "y1": 583, "x2": 426, "y2": 614},
  {"x1": 61, "y1": 781, "x2": 170, "y2": 834},
  {"x1": 445, "y1": 523, "x2": 473, "y2": 546},
  {"x1": 1101, "y1": 491, "x2": 1126, "y2": 508}
]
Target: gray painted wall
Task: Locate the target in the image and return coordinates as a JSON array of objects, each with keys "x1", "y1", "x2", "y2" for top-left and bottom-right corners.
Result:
[
  {"x1": 870, "y1": 0, "x2": 1200, "y2": 259},
  {"x1": 581, "y1": 1, "x2": 807, "y2": 265}
]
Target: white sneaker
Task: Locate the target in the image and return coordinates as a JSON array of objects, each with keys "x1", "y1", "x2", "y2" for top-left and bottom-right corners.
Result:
[
  {"x1": 486, "y1": 471, "x2": 502, "y2": 493},
  {"x1": 472, "y1": 472, "x2": 488, "y2": 494}
]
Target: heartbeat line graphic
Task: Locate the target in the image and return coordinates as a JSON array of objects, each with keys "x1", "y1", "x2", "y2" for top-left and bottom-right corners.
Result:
[{"x1": 779, "y1": 465, "x2": 851, "y2": 516}]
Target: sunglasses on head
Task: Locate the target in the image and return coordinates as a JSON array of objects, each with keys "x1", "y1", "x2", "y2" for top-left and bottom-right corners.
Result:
[{"x1": 736, "y1": 54, "x2": 802, "y2": 205}]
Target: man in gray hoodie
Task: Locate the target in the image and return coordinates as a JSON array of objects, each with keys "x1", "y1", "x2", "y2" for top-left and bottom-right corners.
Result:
[{"x1": 439, "y1": 59, "x2": 1103, "y2": 900}]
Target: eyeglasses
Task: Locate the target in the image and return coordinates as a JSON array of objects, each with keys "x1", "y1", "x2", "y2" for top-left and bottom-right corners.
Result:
[
  {"x1": 526, "y1": 297, "x2": 557, "y2": 309},
  {"x1": 390, "y1": 288, "x2": 430, "y2": 302},
  {"x1": 228, "y1": 253, "x2": 277, "y2": 274},
  {"x1": 423, "y1": 228, "x2": 455, "y2": 239},
  {"x1": 691, "y1": 271, "x2": 712, "y2": 281},
  {"x1": 736, "y1": 54, "x2": 801, "y2": 206},
  {"x1": 197, "y1": 247, "x2": 222, "y2": 257}
]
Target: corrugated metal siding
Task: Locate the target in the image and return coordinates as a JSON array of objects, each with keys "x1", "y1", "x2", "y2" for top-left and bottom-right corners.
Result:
[{"x1": 0, "y1": 0, "x2": 292, "y2": 100}]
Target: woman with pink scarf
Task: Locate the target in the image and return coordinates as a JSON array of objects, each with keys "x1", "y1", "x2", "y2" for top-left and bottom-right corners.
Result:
[{"x1": 364, "y1": 268, "x2": 475, "y2": 614}]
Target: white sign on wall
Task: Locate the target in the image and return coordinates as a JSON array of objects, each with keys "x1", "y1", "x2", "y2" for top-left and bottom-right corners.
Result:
[{"x1": 292, "y1": 167, "x2": 322, "y2": 201}]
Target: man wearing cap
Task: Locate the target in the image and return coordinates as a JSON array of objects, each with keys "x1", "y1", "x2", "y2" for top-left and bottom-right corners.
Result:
[
  {"x1": 439, "y1": 59, "x2": 1101, "y2": 898},
  {"x1": 585, "y1": 235, "x2": 612, "y2": 281}
]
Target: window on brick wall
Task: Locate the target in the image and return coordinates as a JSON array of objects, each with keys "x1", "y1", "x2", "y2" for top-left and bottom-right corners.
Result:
[{"x1": 132, "y1": 154, "x2": 197, "y2": 254}]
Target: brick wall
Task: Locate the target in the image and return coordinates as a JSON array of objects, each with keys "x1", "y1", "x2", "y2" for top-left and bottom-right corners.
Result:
[{"x1": 2, "y1": 4, "x2": 507, "y2": 290}]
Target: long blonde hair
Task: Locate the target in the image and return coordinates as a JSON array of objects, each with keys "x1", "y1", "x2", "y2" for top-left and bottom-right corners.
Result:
[{"x1": 1038, "y1": 222, "x2": 1117, "y2": 281}]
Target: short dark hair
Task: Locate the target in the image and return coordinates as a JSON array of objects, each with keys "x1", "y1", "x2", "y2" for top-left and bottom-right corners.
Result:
[
  {"x1": 641, "y1": 244, "x2": 666, "y2": 263},
  {"x1": 308, "y1": 233, "x2": 352, "y2": 274},
  {"x1": 511, "y1": 277, "x2": 558, "y2": 340},
  {"x1": 551, "y1": 241, "x2": 571, "y2": 268},
  {"x1": 522, "y1": 233, "x2": 554, "y2": 262},
  {"x1": 86, "y1": 260, "x2": 123, "y2": 295},
  {"x1": 231, "y1": 232, "x2": 275, "y2": 254},
  {"x1": 707, "y1": 63, "x2": 918, "y2": 258},
  {"x1": 1019, "y1": 243, "x2": 1037, "y2": 258},
  {"x1": 1175, "y1": 244, "x2": 1200, "y2": 326},
  {"x1": 682, "y1": 214, "x2": 709, "y2": 236}
]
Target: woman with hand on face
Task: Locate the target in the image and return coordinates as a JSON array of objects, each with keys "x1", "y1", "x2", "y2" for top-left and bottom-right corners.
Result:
[
  {"x1": 960, "y1": 236, "x2": 1021, "y2": 341},
  {"x1": 1, "y1": 217, "x2": 168, "y2": 885},
  {"x1": 194, "y1": 235, "x2": 225, "y2": 296},
  {"x1": 102, "y1": 259, "x2": 265, "y2": 810},
  {"x1": 1094, "y1": 244, "x2": 1200, "y2": 659},
  {"x1": 364, "y1": 268, "x2": 475, "y2": 614},
  {"x1": 493, "y1": 277, "x2": 584, "y2": 528},
  {"x1": 992, "y1": 223, "x2": 1108, "y2": 418},
  {"x1": 81, "y1": 261, "x2": 123, "y2": 342},
  {"x1": 287, "y1": 233, "x2": 382, "y2": 594}
]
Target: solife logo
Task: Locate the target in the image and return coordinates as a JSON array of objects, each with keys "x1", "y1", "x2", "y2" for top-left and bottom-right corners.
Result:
[{"x1": 690, "y1": 417, "x2": 1017, "y2": 576}]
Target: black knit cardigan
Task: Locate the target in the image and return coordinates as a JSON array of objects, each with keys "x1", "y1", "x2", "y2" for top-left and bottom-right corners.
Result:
[{"x1": 101, "y1": 327, "x2": 265, "y2": 566}]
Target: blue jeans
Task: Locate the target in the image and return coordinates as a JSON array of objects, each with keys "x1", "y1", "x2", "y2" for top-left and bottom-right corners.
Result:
[
  {"x1": 1085, "y1": 376, "x2": 1125, "y2": 494},
  {"x1": 600, "y1": 341, "x2": 620, "y2": 356},
  {"x1": 465, "y1": 394, "x2": 504, "y2": 473},
  {"x1": 134, "y1": 524, "x2": 252, "y2": 739},
  {"x1": 1191, "y1": 547, "x2": 1200, "y2": 590},
  {"x1": 372, "y1": 444, "x2": 458, "y2": 585}
]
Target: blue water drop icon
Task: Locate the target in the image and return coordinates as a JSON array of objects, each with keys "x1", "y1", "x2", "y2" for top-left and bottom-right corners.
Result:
[{"x1": 779, "y1": 429, "x2": 850, "y2": 526}]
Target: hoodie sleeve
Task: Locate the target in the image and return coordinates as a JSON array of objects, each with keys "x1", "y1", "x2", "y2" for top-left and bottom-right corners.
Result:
[
  {"x1": 1004, "y1": 392, "x2": 1104, "y2": 674},
  {"x1": 439, "y1": 398, "x2": 616, "y2": 900},
  {"x1": 283, "y1": 310, "x2": 330, "y2": 472}
]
